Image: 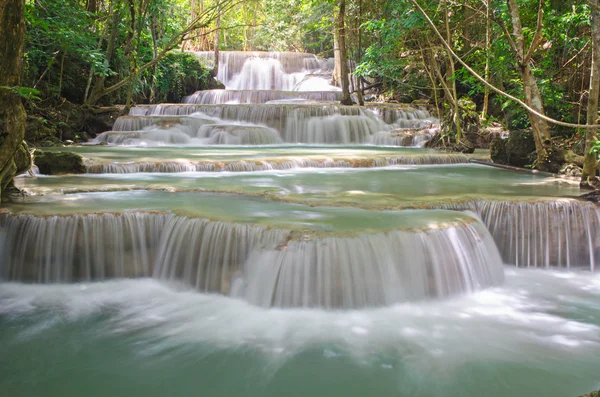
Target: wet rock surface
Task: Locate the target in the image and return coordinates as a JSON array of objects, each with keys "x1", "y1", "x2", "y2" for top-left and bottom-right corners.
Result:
[{"x1": 34, "y1": 150, "x2": 86, "y2": 175}]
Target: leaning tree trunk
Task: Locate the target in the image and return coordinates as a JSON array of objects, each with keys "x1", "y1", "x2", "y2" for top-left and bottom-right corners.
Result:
[
  {"x1": 521, "y1": 65, "x2": 553, "y2": 160},
  {"x1": 213, "y1": 6, "x2": 221, "y2": 79},
  {"x1": 332, "y1": 30, "x2": 341, "y2": 87},
  {"x1": 582, "y1": 0, "x2": 600, "y2": 186},
  {"x1": 337, "y1": 0, "x2": 353, "y2": 106},
  {"x1": 506, "y1": 0, "x2": 552, "y2": 170},
  {"x1": 0, "y1": 0, "x2": 29, "y2": 202}
]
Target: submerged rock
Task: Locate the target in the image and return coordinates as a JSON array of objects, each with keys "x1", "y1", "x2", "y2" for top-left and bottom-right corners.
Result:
[{"x1": 34, "y1": 150, "x2": 85, "y2": 175}]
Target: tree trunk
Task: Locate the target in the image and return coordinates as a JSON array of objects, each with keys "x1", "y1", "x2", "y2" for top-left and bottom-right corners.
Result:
[
  {"x1": 583, "y1": 0, "x2": 600, "y2": 185},
  {"x1": 149, "y1": 15, "x2": 159, "y2": 103},
  {"x1": 86, "y1": 0, "x2": 98, "y2": 13},
  {"x1": 521, "y1": 64, "x2": 552, "y2": 157},
  {"x1": 337, "y1": 0, "x2": 352, "y2": 105},
  {"x1": 86, "y1": 8, "x2": 120, "y2": 105},
  {"x1": 332, "y1": 30, "x2": 341, "y2": 87},
  {"x1": 0, "y1": 0, "x2": 28, "y2": 202},
  {"x1": 482, "y1": 0, "x2": 491, "y2": 118},
  {"x1": 444, "y1": 0, "x2": 461, "y2": 141},
  {"x1": 506, "y1": 0, "x2": 552, "y2": 169},
  {"x1": 213, "y1": 5, "x2": 221, "y2": 79},
  {"x1": 356, "y1": 0, "x2": 364, "y2": 106}
]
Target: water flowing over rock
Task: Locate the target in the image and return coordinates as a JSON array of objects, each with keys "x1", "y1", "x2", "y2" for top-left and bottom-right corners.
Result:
[
  {"x1": 85, "y1": 153, "x2": 472, "y2": 173},
  {"x1": 438, "y1": 200, "x2": 600, "y2": 269},
  {"x1": 0, "y1": 211, "x2": 504, "y2": 308},
  {"x1": 238, "y1": 222, "x2": 504, "y2": 308},
  {"x1": 184, "y1": 89, "x2": 342, "y2": 104},
  {"x1": 373, "y1": 127, "x2": 439, "y2": 147},
  {"x1": 108, "y1": 104, "x2": 436, "y2": 145},
  {"x1": 191, "y1": 51, "x2": 333, "y2": 90}
]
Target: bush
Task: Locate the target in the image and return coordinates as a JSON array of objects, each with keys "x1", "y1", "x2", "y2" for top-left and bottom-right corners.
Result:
[{"x1": 152, "y1": 52, "x2": 215, "y2": 103}]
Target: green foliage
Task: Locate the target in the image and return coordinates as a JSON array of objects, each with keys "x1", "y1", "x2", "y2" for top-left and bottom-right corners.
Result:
[
  {"x1": 592, "y1": 141, "x2": 600, "y2": 158},
  {"x1": 0, "y1": 86, "x2": 41, "y2": 101},
  {"x1": 152, "y1": 52, "x2": 212, "y2": 103},
  {"x1": 24, "y1": 0, "x2": 107, "y2": 100}
]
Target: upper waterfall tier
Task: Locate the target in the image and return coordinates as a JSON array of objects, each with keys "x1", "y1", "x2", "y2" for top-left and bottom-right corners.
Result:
[
  {"x1": 0, "y1": 202, "x2": 504, "y2": 308},
  {"x1": 184, "y1": 89, "x2": 343, "y2": 104},
  {"x1": 191, "y1": 51, "x2": 336, "y2": 91},
  {"x1": 103, "y1": 104, "x2": 437, "y2": 145}
]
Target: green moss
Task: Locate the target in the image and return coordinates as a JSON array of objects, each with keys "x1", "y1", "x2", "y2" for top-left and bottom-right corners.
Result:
[{"x1": 34, "y1": 150, "x2": 86, "y2": 175}]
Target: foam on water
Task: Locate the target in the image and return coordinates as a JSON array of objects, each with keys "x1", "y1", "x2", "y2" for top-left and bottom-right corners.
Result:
[{"x1": 1, "y1": 269, "x2": 600, "y2": 396}]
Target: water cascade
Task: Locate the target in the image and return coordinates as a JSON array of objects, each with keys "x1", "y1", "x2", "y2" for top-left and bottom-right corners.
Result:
[
  {"x1": 105, "y1": 104, "x2": 434, "y2": 145},
  {"x1": 192, "y1": 51, "x2": 333, "y2": 90},
  {"x1": 84, "y1": 153, "x2": 473, "y2": 173},
  {"x1": 184, "y1": 89, "x2": 343, "y2": 104},
  {"x1": 440, "y1": 200, "x2": 600, "y2": 269},
  {"x1": 6, "y1": 49, "x2": 600, "y2": 396},
  {"x1": 0, "y1": 210, "x2": 504, "y2": 308}
]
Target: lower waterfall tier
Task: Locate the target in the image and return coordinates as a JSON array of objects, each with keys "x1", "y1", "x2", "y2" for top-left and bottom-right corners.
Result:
[{"x1": 0, "y1": 210, "x2": 504, "y2": 308}]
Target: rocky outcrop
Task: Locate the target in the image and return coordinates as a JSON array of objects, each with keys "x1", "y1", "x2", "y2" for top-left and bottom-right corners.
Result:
[
  {"x1": 34, "y1": 150, "x2": 85, "y2": 175},
  {"x1": 490, "y1": 130, "x2": 536, "y2": 168}
]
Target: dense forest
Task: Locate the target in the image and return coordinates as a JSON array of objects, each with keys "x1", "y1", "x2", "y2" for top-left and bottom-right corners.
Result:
[{"x1": 1, "y1": 0, "x2": 600, "y2": 198}]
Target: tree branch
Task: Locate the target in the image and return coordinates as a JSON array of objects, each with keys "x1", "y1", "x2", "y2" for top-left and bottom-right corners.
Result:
[
  {"x1": 410, "y1": 0, "x2": 600, "y2": 130},
  {"x1": 524, "y1": 0, "x2": 545, "y2": 64},
  {"x1": 91, "y1": 0, "x2": 244, "y2": 102}
]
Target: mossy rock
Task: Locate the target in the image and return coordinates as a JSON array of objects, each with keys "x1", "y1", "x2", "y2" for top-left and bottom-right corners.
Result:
[
  {"x1": 25, "y1": 116, "x2": 56, "y2": 142},
  {"x1": 490, "y1": 130, "x2": 536, "y2": 168},
  {"x1": 34, "y1": 150, "x2": 86, "y2": 175}
]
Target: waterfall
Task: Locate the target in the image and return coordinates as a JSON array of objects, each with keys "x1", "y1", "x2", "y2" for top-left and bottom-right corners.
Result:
[
  {"x1": 296, "y1": 115, "x2": 388, "y2": 144},
  {"x1": 372, "y1": 128, "x2": 439, "y2": 147},
  {"x1": 0, "y1": 212, "x2": 168, "y2": 282},
  {"x1": 239, "y1": 221, "x2": 504, "y2": 308},
  {"x1": 184, "y1": 90, "x2": 342, "y2": 104},
  {"x1": 191, "y1": 51, "x2": 331, "y2": 89},
  {"x1": 226, "y1": 58, "x2": 305, "y2": 91},
  {"x1": 117, "y1": 104, "x2": 438, "y2": 145},
  {"x1": 111, "y1": 115, "x2": 215, "y2": 133},
  {"x1": 436, "y1": 200, "x2": 600, "y2": 270},
  {"x1": 85, "y1": 153, "x2": 472, "y2": 174},
  {"x1": 197, "y1": 123, "x2": 282, "y2": 145},
  {"x1": 0, "y1": 210, "x2": 504, "y2": 308}
]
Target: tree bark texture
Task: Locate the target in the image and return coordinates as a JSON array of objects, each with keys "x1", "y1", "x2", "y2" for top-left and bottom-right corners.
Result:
[
  {"x1": 0, "y1": 0, "x2": 29, "y2": 202},
  {"x1": 583, "y1": 0, "x2": 600, "y2": 184},
  {"x1": 337, "y1": 0, "x2": 353, "y2": 105},
  {"x1": 506, "y1": 0, "x2": 552, "y2": 169}
]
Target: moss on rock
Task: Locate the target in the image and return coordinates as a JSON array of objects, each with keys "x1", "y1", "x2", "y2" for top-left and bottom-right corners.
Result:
[
  {"x1": 490, "y1": 130, "x2": 536, "y2": 168},
  {"x1": 34, "y1": 150, "x2": 85, "y2": 175}
]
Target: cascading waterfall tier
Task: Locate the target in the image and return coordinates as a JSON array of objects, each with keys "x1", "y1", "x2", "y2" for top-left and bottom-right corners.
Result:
[
  {"x1": 436, "y1": 199, "x2": 600, "y2": 270},
  {"x1": 0, "y1": 210, "x2": 504, "y2": 308},
  {"x1": 119, "y1": 104, "x2": 434, "y2": 144},
  {"x1": 238, "y1": 221, "x2": 504, "y2": 308},
  {"x1": 191, "y1": 51, "x2": 333, "y2": 90},
  {"x1": 85, "y1": 153, "x2": 473, "y2": 174},
  {"x1": 184, "y1": 89, "x2": 342, "y2": 104},
  {"x1": 372, "y1": 127, "x2": 439, "y2": 147}
]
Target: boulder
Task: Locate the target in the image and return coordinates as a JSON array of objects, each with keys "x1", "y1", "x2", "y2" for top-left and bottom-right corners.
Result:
[
  {"x1": 490, "y1": 130, "x2": 536, "y2": 168},
  {"x1": 34, "y1": 150, "x2": 86, "y2": 175}
]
